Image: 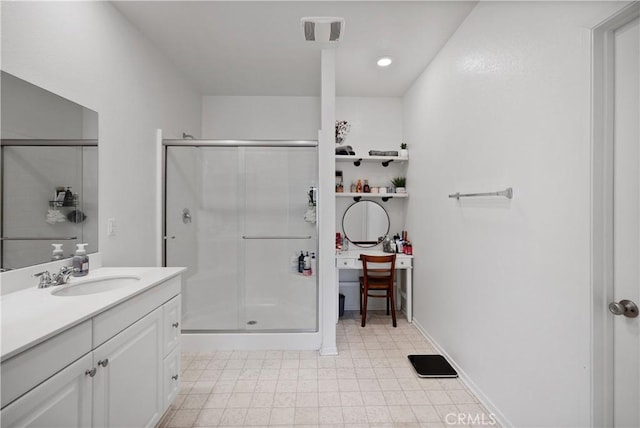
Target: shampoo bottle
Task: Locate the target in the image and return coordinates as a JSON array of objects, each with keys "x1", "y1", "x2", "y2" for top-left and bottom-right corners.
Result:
[
  {"x1": 298, "y1": 251, "x2": 305, "y2": 273},
  {"x1": 51, "y1": 244, "x2": 64, "y2": 261},
  {"x1": 303, "y1": 252, "x2": 311, "y2": 276},
  {"x1": 310, "y1": 252, "x2": 316, "y2": 276},
  {"x1": 72, "y1": 243, "x2": 89, "y2": 277}
]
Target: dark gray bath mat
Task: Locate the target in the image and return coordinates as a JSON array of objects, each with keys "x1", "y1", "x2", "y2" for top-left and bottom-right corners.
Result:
[{"x1": 408, "y1": 354, "x2": 458, "y2": 378}]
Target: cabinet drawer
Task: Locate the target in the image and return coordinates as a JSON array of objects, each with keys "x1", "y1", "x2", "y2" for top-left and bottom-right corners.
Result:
[
  {"x1": 337, "y1": 258, "x2": 356, "y2": 268},
  {"x1": 1, "y1": 321, "x2": 92, "y2": 408},
  {"x1": 163, "y1": 295, "x2": 181, "y2": 356},
  {"x1": 397, "y1": 259, "x2": 410, "y2": 268},
  {"x1": 163, "y1": 346, "x2": 180, "y2": 409}
]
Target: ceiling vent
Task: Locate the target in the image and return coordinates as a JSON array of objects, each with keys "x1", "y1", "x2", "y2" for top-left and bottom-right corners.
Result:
[{"x1": 300, "y1": 17, "x2": 345, "y2": 44}]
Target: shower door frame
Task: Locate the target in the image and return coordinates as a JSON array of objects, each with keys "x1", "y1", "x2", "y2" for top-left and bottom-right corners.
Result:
[{"x1": 162, "y1": 139, "x2": 319, "y2": 333}]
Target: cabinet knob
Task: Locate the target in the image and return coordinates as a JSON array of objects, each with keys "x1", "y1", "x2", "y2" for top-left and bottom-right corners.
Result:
[
  {"x1": 85, "y1": 368, "x2": 97, "y2": 377},
  {"x1": 98, "y1": 358, "x2": 109, "y2": 367},
  {"x1": 171, "y1": 374, "x2": 179, "y2": 381},
  {"x1": 172, "y1": 322, "x2": 179, "y2": 328}
]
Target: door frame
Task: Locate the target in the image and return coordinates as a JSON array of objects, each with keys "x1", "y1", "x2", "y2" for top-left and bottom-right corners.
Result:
[{"x1": 591, "y1": 3, "x2": 640, "y2": 426}]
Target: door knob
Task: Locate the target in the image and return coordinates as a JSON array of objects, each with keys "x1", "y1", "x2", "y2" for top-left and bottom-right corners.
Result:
[{"x1": 609, "y1": 299, "x2": 639, "y2": 318}]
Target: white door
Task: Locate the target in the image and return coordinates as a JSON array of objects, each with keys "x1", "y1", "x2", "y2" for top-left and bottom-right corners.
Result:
[
  {"x1": 612, "y1": 16, "x2": 640, "y2": 427},
  {"x1": 93, "y1": 308, "x2": 163, "y2": 428},
  {"x1": 0, "y1": 354, "x2": 93, "y2": 427}
]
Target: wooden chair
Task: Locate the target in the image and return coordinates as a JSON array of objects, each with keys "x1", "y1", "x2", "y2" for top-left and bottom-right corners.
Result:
[{"x1": 359, "y1": 254, "x2": 397, "y2": 327}]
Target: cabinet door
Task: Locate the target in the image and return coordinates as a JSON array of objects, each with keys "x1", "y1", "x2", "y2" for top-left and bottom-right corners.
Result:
[
  {"x1": 163, "y1": 295, "x2": 181, "y2": 355},
  {"x1": 163, "y1": 346, "x2": 181, "y2": 409},
  {"x1": 93, "y1": 308, "x2": 163, "y2": 428},
  {"x1": 0, "y1": 354, "x2": 93, "y2": 428}
]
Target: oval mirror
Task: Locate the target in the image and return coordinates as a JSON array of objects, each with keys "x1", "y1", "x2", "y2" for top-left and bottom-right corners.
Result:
[{"x1": 342, "y1": 200, "x2": 390, "y2": 248}]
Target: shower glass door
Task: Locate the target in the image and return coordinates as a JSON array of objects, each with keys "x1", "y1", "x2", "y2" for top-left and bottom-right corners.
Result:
[{"x1": 165, "y1": 143, "x2": 318, "y2": 332}]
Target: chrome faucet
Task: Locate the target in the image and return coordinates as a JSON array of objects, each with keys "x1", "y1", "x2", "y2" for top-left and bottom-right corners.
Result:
[{"x1": 34, "y1": 266, "x2": 75, "y2": 288}]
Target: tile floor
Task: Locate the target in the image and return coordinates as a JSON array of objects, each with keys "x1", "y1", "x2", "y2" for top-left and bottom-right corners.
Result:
[{"x1": 160, "y1": 311, "x2": 497, "y2": 428}]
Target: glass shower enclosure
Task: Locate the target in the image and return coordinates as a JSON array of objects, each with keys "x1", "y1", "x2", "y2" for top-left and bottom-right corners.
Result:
[{"x1": 164, "y1": 141, "x2": 318, "y2": 332}]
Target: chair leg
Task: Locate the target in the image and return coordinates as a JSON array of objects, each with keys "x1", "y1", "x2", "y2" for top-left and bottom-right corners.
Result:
[
  {"x1": 389, "y1": 287, "x2": 397, "y2": 328},
  {"x1": 359, "y1": 285, "x2": 363, "y2": 315},
  {"x1": 361, "y1": 288, "x2": 368, "y2": 327},
  {"x1": 386, "y1": 296, "x2": 390, "y2": 315}
]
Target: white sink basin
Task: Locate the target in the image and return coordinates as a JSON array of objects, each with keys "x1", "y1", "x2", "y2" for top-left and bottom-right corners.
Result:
[{"x1": 51, "y1": 275, "x2": 141, "y2": 297}]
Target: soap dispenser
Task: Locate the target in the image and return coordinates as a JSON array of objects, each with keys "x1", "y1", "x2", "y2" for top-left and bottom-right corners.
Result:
[
  {"x1": 51, "y1": 243, "x2": 64, "y2": 261},
  {"x1": 72, "y1": 243, "x2": 89, "y2": 277}
]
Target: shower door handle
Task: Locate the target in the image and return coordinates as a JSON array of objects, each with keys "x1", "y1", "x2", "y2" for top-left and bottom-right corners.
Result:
[{"x1": 242, "y1": 235, "x2": 312, "y2": 240}]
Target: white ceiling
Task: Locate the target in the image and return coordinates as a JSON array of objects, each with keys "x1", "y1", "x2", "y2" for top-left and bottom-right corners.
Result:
[{"x1": 113, "y1": 1, "x2": 477, "y2": 97}]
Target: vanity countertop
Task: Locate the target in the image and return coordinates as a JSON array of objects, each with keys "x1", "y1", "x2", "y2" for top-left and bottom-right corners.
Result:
[{"x1": 0, "y1": 267, "x2": 185, "y2": 361}]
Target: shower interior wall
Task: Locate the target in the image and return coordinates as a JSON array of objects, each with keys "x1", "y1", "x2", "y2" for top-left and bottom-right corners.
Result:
[{"x1": 166, "y1": 144, "x2": 319, "y2": 332}]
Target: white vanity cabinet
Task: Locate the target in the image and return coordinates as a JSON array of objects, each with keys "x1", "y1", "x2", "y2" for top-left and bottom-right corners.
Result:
[
  {"x1": 0, "y1": 354, "x2": 93, "y2": 427},
  {"x1": 0, "y1": 270, "x2": 183, "y2": 428},
  {"x1": 92, "y1": 308, "x2": 164, "y2": 428},
  {"x1": 162, "y1": 295, "x2": 181, "y2": 408}
]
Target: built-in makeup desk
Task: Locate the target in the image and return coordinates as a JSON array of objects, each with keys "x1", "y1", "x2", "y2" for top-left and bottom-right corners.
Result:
[{"x1": 335, "y1": 250, "x2": 414, "y2": 322}]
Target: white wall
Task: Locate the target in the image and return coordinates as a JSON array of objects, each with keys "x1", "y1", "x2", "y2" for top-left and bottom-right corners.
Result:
[
  {"x1": 202, "y1": 96, "x2": 319, "y2": 140},
  {"x1": 1, "y1": 1, "x2": 202, "y2": 266},
  {"x1": 403, "y1": 2, "x2": 627, "y2": 426}
]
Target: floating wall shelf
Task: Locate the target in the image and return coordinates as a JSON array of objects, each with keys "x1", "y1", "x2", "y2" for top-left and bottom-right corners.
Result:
[
  {"x1": 336, "y1": 154, "x2": 408, "y2": 167},
  {"x1": 336, "y1": 192, "x2": 408, "y2": 202}
]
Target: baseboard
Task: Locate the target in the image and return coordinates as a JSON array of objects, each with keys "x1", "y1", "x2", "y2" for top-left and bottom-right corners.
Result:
[
  {"x1": 412, "y1": 318, "x2": 513, "y2": 428},
  {"x1": 320, "y1": 346, "x2": 338, "y2": 356}
]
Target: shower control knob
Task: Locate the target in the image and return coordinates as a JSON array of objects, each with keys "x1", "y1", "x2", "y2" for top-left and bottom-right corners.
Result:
[
  {"x1": 172, "y1": 322, "x2": 179, "y2": 328},
  {"x1": 171, "y1": 374, "x2": 179, "y2": 381}
]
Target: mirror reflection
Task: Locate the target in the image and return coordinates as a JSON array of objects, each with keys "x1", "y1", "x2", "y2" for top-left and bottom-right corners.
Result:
[
  {"x1": 1, "y1": 71, "x2": 98, "y2": 270},
  {"x1": 342, "y1": 200, "x2": 390, "y2": 248}
]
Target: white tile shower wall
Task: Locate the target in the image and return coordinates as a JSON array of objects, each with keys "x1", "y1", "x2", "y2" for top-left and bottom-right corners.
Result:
[
  {"x1": 2, "y1": 1, "x2": 202, "y2": 266},
  {"x1": 403, "y1": 2, "x2": 628, "y2": 426}
]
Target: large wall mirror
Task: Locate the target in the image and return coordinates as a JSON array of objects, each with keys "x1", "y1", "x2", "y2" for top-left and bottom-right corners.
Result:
[
  {"x1": 342, "y1": 200, "x2": 390, "y2": 248},
  {"x1": 1, "y1": 71, "x2": 98, "y2": 270}
]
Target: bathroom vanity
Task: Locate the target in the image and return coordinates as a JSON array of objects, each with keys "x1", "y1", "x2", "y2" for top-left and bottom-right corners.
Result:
[{"x1": 0, "y1": 267, "x2": 184, "y2": 427}]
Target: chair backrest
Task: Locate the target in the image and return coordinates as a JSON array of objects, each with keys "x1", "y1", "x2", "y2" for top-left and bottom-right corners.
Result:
[{"x1": 360, "y1": 254, "x2": 396, "y2": 281}]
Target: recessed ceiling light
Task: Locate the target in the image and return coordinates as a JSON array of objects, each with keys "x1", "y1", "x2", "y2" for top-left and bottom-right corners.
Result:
[{"x1": 377, "y1": 57, "x2": 392, "y2": 67}]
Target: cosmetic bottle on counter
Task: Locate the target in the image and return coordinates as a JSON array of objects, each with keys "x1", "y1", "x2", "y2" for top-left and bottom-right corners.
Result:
[{"x1": 72, "y1": 243, "x2": 89, "y2": 277}]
